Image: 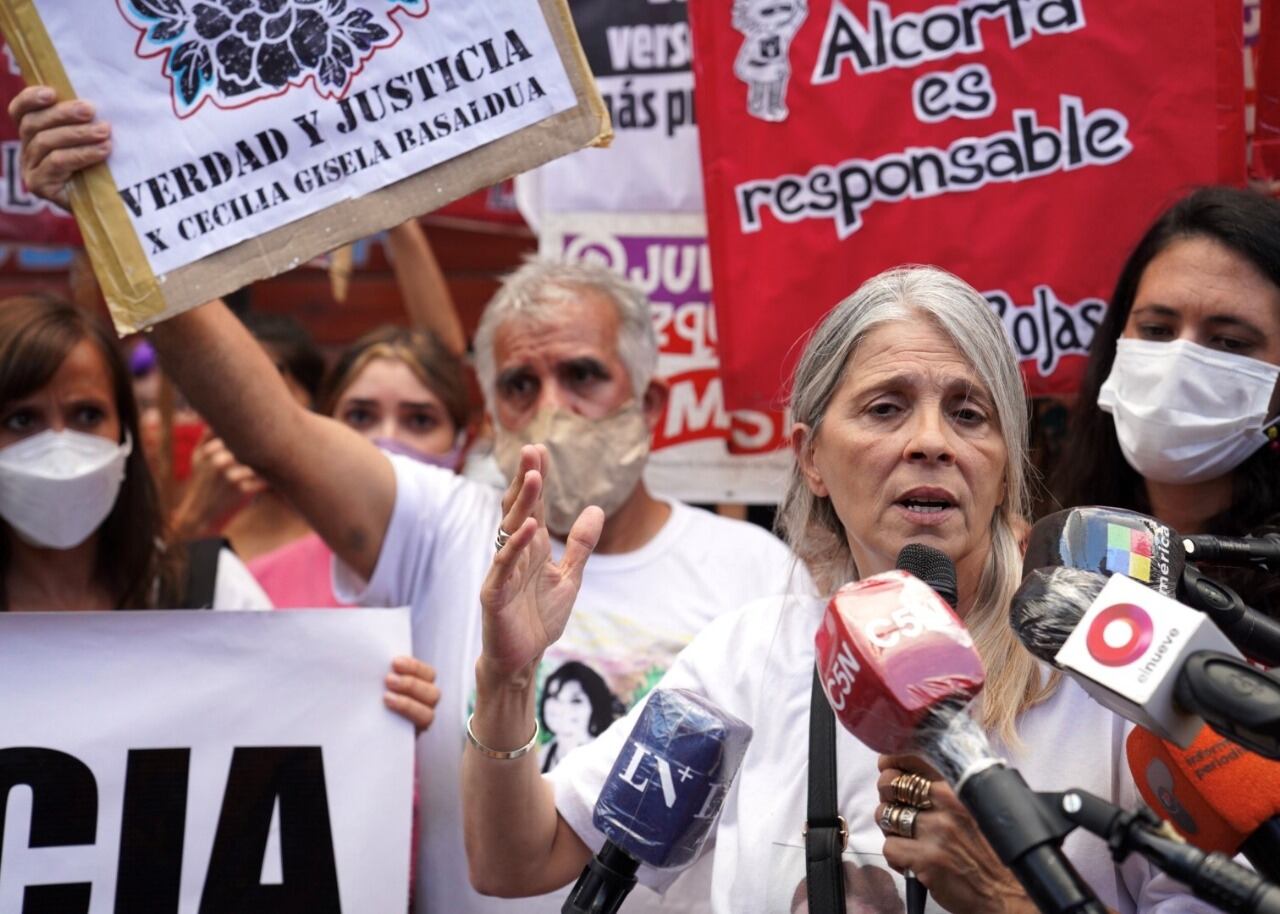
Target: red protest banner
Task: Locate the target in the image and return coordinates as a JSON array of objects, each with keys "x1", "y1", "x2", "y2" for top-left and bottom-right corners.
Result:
[
  {"x1": 1248, "y1": 0, "x2": 1280, "y2": 186},
  {"x1": 689, "y1": 0, "x2": 1246, "y2": 410},
  {"x1": 435, "y1": 180, "x2": 528, "y2": 227},
  {"x1": 0, "y1": 40, "x2": 81, "y2": 247}
]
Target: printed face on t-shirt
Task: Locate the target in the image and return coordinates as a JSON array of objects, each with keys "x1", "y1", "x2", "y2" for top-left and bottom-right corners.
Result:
[{"x1": 543, "y1": 679, "x2": 593, "y2": 740}]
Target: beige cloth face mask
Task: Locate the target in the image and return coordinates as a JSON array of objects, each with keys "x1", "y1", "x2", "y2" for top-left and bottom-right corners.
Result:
[{"x1": 494, "y1": 402, "x2": 651, "y2": 535}]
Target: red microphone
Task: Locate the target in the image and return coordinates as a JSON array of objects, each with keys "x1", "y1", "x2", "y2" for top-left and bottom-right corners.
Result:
[
  {"x1": 816, "y1": 569, "x2": 984, "y2": 754},
  {"x1": 816, "y1": 567, "x2": 1107, "y2": 914},
  {"x1": 1127, "y1": 725, "x2": 1280, "y2": 882}
]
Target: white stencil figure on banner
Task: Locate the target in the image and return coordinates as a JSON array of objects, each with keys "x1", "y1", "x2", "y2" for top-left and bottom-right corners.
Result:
[
  {"x1": 118, "y1": 0, "x2": 429, "y2": 117},
  {"x1": 1, "y1": 40, "x2": 18, "y2": 77},
  {"x1": 732, "y1": 0, "x2": 807, "y2": 123}
]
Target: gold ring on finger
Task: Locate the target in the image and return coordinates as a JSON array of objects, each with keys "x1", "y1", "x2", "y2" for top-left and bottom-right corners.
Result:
[
  {"x1": 896, "y1": 773, "x2": 931, "y2": 809},
  {"x1": 908, "y1": 775, "x2": 933, "y2": 809}
]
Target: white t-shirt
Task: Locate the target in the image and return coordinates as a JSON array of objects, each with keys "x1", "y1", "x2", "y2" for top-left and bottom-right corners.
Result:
[
  {"x1": 550, "y1": 594, "x2": 1216, "y2": 914},
  {"x1": 335, "y1": 456, "x2": 809, "y2": 914},
  {"x1": 212, "y1": 547, "x2": 273, "y2": 610}
]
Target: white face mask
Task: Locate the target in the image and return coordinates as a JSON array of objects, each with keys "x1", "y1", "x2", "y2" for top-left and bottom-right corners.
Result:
[
  {"x1": 493, "y1": 403, "x2": 651, "y2": 535},
  {"x1": 1098, "y1": 338, "x2": 1280, "y2": 484},
  {"x1": 0, "y1": 429, "x2": 132, "y2": 549}
]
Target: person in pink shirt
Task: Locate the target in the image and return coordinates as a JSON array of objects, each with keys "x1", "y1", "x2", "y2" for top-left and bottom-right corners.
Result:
[{"x1": 251, "y1": 325, "x2": 474, "y2": 608}]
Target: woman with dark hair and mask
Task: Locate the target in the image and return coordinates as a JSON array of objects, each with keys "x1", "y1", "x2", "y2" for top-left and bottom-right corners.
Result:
[
  {"x1": 0, "y1": 295, "x2": 438, "y2": 727},
  {"x1": 0, "y1": 294, "x2": 268, "y2": 611},
  {"x1": 1052, "y1": 186, "x2": 1280, "y2": 613}
]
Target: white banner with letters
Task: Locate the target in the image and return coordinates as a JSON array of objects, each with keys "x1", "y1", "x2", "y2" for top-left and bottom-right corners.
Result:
[{"x1": 0, "y1": 609, "x2": 413, "y2": 913}]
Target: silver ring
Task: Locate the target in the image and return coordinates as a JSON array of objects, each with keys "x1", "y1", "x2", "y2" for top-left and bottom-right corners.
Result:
[
  {"x1": 880, "y1": 803, "x2": 919, "y2": 839},
  {"x1": 879, "y1": 804, "x2": 895, "y2": 832},
  {"x1": 494, "y1": 527, "x2": 512, "y2": 553}
]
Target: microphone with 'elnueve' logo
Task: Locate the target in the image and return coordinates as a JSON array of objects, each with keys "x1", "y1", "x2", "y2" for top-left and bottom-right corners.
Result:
[
  {"x1": 1009, "y1": 567, "x2": 1270, "y2": 753},
  {"x1": 561, "y1": 688, "x2": 751, "y2": 914},
  {"x1": 816, "y1": 567, "x2": 1106, "y2": 914},
  {"x1": 1127, "y1": 725, "x2": 1280, "y2": 884}
]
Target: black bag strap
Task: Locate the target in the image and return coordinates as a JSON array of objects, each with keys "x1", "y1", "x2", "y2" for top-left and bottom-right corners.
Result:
[
  {"x1": 806, "y1": 666, "x2": 846, "y2": 914},
  {"x1": 181, "y1": 537, "x2": 228, "y2": 610}
]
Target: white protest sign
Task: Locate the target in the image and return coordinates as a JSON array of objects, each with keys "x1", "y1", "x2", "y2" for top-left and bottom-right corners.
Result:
[
  {"x1": 0, "y1": 0, "x2": 609, "y2": 330},
  {"x1": 39, "y1": 2, "x2": 574, "y2": 276},
  {"x1": 516, "y1": 0, "x2": 703, "y2": 222},
  {"x1": 0, "y1": 609, "x2": 413, "y2": 913}
]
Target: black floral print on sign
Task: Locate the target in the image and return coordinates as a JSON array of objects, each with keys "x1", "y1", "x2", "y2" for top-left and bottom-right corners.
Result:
[{"x1": 120, "y1": 0, "x2": 427, "y2": 116}]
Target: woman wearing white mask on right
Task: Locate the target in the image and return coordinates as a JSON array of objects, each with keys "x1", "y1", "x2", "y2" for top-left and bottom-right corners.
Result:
[{"x1": 1054, "y1": 186, "x2": 1280, "y2": 614}]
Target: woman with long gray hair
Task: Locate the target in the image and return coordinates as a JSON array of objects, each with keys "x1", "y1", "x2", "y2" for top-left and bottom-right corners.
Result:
[{"x1": 463, "y1": 266, "x2": 1203, "y2": 913}]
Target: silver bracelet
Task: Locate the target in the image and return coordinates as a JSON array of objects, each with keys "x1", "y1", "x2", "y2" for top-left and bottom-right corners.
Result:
[{"x1": 465, "y1": 713, "x2": 539, "y2": 760}]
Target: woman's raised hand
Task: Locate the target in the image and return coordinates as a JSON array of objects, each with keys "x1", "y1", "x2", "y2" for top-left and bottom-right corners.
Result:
[
  {"x1": 477, "y1": 444, "x2": 603, "y2": 689},
  {"x1": 8, "y1": 86, "x2": 111, "y2": 208}
]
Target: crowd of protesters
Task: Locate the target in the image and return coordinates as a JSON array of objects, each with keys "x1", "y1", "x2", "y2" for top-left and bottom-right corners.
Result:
[{"x1": 1, "y1": 81, "x2": 1278, "y2": 914}]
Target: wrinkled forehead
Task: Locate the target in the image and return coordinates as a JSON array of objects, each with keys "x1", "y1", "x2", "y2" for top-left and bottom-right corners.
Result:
[
  {"x1": 491, "y1": 290, "x2": 624, "y2": 366},
  {"x1": 850, "y1": 316, "x2": 988, "y2": 385}
]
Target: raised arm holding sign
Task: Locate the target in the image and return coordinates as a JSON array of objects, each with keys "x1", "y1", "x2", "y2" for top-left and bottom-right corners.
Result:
[{"x1": 0, "y1": 0, "x2": 609, "y2": 332}]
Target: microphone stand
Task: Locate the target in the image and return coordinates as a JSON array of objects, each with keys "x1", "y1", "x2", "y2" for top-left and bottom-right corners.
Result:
[
  {"x1": 1047, "y1": 789, "x2": 1280, "y2": 914},
  {"x1": 1179, "y1": 566, "x2": 1280, "y2": 668}
]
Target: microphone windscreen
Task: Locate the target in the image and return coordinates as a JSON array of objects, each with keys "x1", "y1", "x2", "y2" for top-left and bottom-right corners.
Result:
[
  {"x1": 1023, "y1": 507, "x2": 1184, "y2": 598},
  {"x1": 1126, "y1": 726, "x2": 1242, "y2": 852},
  {"x1": 817, "y1": 570, "x2": 983, "y2": 755},
  {"x1": 1127, "y1": 725, "x2": 1280, "y2": 850},
  {"x1": 1009, "y1": 567, "x2": 1106, "y2": 664},
  {"x1": 896, "y1": 543, "x2": 958, "y2": 608},
  {"x1": 593, "y1": 688, "x2": 752, "y2": 869}
]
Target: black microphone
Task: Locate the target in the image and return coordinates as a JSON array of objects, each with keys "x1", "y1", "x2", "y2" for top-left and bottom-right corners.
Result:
[
  {"x1": 562, "y1": 688, "x2": 752, "y2": 914},
  {"x1": 1010, "y1": 567, "x2": 1280, "y2": 759},
  {"x1": 1053, "y1": 788, "x2": 1280, "y2": 914},
  {"x1": 1023, "y1": 506, "x2": 1280, "y2": 667},
  {"x1": 1184, "y1": 533, "x2": 1280, "y2": 573},
  {"x1": 894, "y1": 544, "x2": 956, "y2": 914}
]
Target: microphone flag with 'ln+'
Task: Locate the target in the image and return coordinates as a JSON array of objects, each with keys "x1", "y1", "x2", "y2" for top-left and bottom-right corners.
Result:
[
  {"x1": 562, "y1": 688, "x2": 752, "y2": 914},
  {"x1": 1012, "y1": 569, "x2": 1244, "y2": 747},
  {"x1": 1126, "y1": 725, "x2": 1280, "y2": 883}
]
